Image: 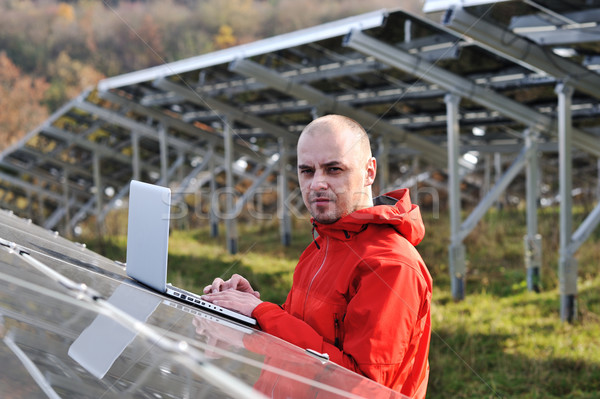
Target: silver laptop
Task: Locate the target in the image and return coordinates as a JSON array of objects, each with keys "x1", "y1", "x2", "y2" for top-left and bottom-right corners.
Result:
[{"x1": 125, "y1": 180, "x2": 257, "y2": 327}]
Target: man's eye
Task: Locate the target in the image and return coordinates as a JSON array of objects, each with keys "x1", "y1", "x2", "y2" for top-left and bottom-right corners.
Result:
[
  {"x1": 300, "y1": 169, "x2": 314, "y2": 174},
  {"x1": 328, "y1": 167, "x2": 342, "y2": 173}
]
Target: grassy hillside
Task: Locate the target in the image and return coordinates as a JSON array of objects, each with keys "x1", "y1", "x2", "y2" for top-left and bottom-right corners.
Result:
[{"x1": 86, "y1": 206, "x2": 600, "y2": 398}]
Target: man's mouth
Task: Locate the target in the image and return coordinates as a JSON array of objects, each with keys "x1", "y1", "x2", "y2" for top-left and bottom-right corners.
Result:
[{"x1": 310, "y1": 195, "x2": 333, "y2": 204}]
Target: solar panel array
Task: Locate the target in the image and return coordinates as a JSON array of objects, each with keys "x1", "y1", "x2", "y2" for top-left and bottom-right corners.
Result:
[{"x1": 0, "y1": 2, "x2": 598, "y2": 310}]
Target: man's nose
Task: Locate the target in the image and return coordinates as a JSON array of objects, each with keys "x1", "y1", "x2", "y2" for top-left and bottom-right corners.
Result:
[{"x1": 309, "y1": 171, "x2": 328, "y2": 190}]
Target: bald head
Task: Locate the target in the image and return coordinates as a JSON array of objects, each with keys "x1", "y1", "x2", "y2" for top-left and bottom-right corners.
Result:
[
  {"x1": 300, "y1": 115, "x2": 372, "y2": 162},
  {"x1": 296, "y1": 114, "x2": 377, "y2": 223}
]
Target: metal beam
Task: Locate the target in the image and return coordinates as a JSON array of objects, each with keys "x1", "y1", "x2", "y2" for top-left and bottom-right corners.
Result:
[
  {"x1": 99, "y1": 90, "x2": 268, "y2": 162},
  {"x1": 0, "y1": 172, "x2": 63, "y2": 203},
  {"x1": 234, "y1": 158, "x2": 280, "y2": 216},
  {"x1": 152, "y1": 78, "x2": 298, "y2": 144},
  {"x1": 570, "y1": 202, "x2": 600, "y2": 254},
  {"x1": 443, "y1": 7, "x2": 600, "y2": 99},
  {"x1": 75, "y1": 101, "x2": 206, "y2": 156},
  {"x1": 41, "y1": 125, "x2": 133, "y2": 165},
  {"x1": 459, "y1": 147, "x2": 529, "y2": 242},
  {"x1": 228, "y1": 58, "x2": 451, "y2": 169},
  {"x1": 344, "y1": 29, "x2": 600, "y2": 158},
  {"x1": 0, "y1": 158, "x2": 91, "y2": 201}
]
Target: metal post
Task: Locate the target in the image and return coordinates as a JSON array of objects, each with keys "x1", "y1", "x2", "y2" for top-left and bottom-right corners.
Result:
[
  {"x1": 132, "y1": 131, "x2": 140, "y2": 181},
  {"x1": 556, "y1": 82, "x2": 577, "y2": 322},
  {"x1": 597, "y1": 159, "x2": 600, "y2": 201},
  {"x1": 376, "y1": 135, "x2": 390, "y2": 195},
  {"x1": 494, "y1": 152, "x2": 503, "y2": 210},
  {"x1": 62, "y1": 172, "x2": 71, "y2": 238},
  {"x1": 209, "y1": 144, "x2": 219, "y2": 238},
  {"x1": 445, "y1": 93, "x2": 466, "y2": 300},
  {"x1": 158, "y1": 124, "x2": 168, "y2": 186},
  {"x1": 524, "y1": 129, "x2": 542, "y2": 292},
  {"x1": 482, "y1": 153, "x2": 492, "y2": 199},
  {"x1": 223, "y1": 118, "x2": 238, "y2": 254},
  {"x1": 93, "y1": 152, "x2": 105, "y2": 235},
  {"x1": 411, "y1": 155, "x2": 420, "y2": 203},
  {"x1": 278, "y1": 138, "x2": 291, "y2": 246},
  {"x1": 26, "y1": 190, "x2": 33, "y2": 221},
  {"x1": 38, "y1": 192, "x2": 44, "y2": 223}
]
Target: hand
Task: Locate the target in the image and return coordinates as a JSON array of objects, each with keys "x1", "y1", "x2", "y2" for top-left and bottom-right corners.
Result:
[
  {"x1": 201, "y1": 289, "x2": 263, "y2": 317},
  {"x1": 203, "y1": 274, "x2": 260, "y2": 298}
]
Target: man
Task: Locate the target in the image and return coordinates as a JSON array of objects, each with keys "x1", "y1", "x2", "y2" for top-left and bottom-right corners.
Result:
[{"x1": 202, "y1": 114, "x2": 432, "y2": 398}]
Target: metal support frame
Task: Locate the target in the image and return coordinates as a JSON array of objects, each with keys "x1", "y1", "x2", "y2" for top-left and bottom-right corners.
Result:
[
  {"x1": 461, "y1": 148, "x2": 529, "y2": 242},
  {"x1": 494, "y1": 153, "x2": 503, "y2": 210},
  {"x1": 92, "y1": 152, "x2": 104, "y2": 234},
  {"x1": 482, "y1": 153, "x2": 491, "y2": 199},
  {"x1": 524, "y1": 129, "x2": 542, "y2": 293},
  {"x1": 376, "y1": 135, "x2": 390, "y2": 195},
  {"x1": 209, "y1": 144, "x2": 219, "y2": 238},
  {"x1": 278, "y1": 139, "x2": 292, "y2": 246},
  {"x1": 411, "y1": 155, "x2": 420, "y2": 203},
  {"x1": 62, "y1": 171, "x2": 71, "y2": 237},
  {"x1": 97, "y1": 10, "x2": 388, "y2": 90},
  {"x1": 445, "y1": 93, "x2": 466, "y2": 300},
  {"x1": 41, "y1": 125, "x2": 149, "y2": 175},
  {"x1": 152, "y1": 78, "x2": 297, "y2": 145},
  {"x1": 233, "y1": 160, "x2": 280, "y2": 216},
  {"x1": 158, "y1": 123, "x2": 169, "y2": 186},
  {"x1": 132, "y1": 131, "x2": 140, "y2": 181},
  {"x1": 556, "y1": 83, "x2": 577, "y2": 322},
  {"x1": 228, "y1": 58, "x2": 450, "y2": 169},
  {"x1": 344, "y1": 29, "x2": 600, "y2": 158},
  {"x1": 223, "y1": 119, "x2": 238, "y2": 254},
  {"x1": 597, "y1": 159, "x2": 600, "y2": 201},
  {"x1": 445, "y1": 91, "x2": 538, "y2": 300},
  {"x1": 442, "y1": 7, "x2": 600, "y2": 100}
]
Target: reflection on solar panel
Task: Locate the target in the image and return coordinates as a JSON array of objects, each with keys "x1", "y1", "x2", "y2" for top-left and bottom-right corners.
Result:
[
  {"x1": 0, "y1": 209, "x2": 408, "y2": 398},
  {"x1": 0, "y1": 2, "x2": 598, "y2": 316}
]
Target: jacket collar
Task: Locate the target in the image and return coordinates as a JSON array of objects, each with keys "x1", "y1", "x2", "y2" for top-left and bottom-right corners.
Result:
[{"x1": 311, "y1": 188, "x2": 425, "y2": 246}]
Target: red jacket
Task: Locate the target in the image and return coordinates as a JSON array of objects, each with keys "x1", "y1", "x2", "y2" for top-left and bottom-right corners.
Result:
[{"x1": 252, "y1": 189, "x2": 432, "y2": 398}]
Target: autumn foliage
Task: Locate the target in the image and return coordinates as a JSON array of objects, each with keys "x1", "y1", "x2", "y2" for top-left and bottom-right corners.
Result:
[
  {"x1": 0, "y1": 53, "x2": 49, "y2": 151},
  {"x1": 0, "y1": 0, "x2": 409, "y2": 150}
]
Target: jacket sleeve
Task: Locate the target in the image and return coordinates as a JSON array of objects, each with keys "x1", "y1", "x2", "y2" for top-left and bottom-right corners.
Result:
[{"x1": 252, "y1": 258, "x2": 430, "y2": 390}]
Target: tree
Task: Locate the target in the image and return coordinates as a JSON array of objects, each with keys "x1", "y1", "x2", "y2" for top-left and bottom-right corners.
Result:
[
  {"x1": 214, "y1": 25, "x2": 237, "y2": 49},
  {"x1": 0, "y1": 52, "x2": 50, "y2": 151},
  {"x1": 45, "y1": 51, "x2": 105, "y2": 110}
]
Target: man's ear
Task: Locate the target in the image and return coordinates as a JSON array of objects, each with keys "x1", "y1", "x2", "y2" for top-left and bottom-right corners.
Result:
[{"x1": 364, "y1": 157, "x2": 377, "y2": 186}]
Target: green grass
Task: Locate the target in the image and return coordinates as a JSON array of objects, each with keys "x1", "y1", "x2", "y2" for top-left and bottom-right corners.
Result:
[{"x1": 84, "y1": 207, "x2": 600, "y2": 398}]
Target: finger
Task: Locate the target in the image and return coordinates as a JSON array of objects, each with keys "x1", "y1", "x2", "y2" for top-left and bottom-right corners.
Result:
[
  {"x1": 227, "y1": 274, "x2": 245, "y2": 290},
  {"x1": 203, "y1": 277, "x2": 225, "y2": 293},
  {"x1": 229, "y1": 274, "x2": 255, "y2": 293}
]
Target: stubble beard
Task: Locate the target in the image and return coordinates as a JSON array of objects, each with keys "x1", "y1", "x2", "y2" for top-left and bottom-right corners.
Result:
[{"x1": 307, "y1": 192, "x2": 341, "y2": 224}]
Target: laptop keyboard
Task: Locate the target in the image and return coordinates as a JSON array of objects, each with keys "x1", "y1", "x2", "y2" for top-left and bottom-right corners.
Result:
[{"x1": 165, "y1": 284, "x2": 257, "y2": 326}]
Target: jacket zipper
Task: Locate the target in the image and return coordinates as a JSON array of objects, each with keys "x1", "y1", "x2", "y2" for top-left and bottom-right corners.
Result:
[
  {"x1": 334, "y1": 314, "x2": 340, "y2": 349},
  {"x1": 302, "y1": 236, "x2": 329, "y2": 319}
]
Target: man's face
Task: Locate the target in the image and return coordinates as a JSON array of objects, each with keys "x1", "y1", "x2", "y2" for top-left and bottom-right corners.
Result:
[{"x1": 297, "y1": 126, "x2": 375, "y2": 224}]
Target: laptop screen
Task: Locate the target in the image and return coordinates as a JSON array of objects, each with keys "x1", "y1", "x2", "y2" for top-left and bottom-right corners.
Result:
[{"x1": 125, "y1": 180, "x2": 171, "y2": 293}]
